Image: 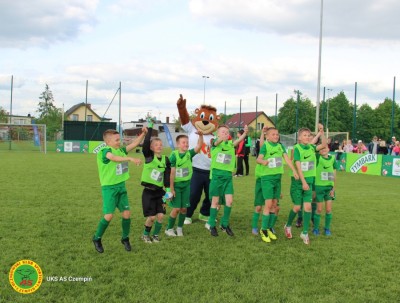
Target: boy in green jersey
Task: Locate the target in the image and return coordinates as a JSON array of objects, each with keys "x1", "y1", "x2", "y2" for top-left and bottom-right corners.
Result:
[
  {"x1": 313, "y1": 146, "x2": 337, "y2": 236},
  {"x1": 255, "y1": 127, "x2": 299, "y2": 243},
  {"x1": 284, "y1": 127, "x2": 326, "y2": 245},
  {"x1": 140, "y1": 120, "x2": 171, "y2": 243},
  {"x1": 92, "y1": 129, "x2": 145, "y2": 253},
  {"x1": 207, "y1": 125, "x2": 248, "y2": 237},
  {"x1": 165, "y1": 133, "x2": 204, "y2": 237}
]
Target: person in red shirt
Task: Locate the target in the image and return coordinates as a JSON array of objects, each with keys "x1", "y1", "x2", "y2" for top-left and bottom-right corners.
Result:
[{"x1": 235, "y1": 129, "x2": 245, "y2": 177}]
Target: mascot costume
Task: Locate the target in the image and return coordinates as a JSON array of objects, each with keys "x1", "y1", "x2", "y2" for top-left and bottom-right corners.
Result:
[{"x1": 177, "y1": 94, "x2": 220, "y2": 224}]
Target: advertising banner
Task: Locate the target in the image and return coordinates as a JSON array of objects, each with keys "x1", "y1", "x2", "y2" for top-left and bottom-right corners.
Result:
[{"x1": 345, "y1": 153, "x2": 382, "y2": 176}]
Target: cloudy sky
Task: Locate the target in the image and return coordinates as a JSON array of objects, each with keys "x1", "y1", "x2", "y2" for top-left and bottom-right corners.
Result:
[{"x1": 0, "y1": 0, "x2": 399, "y2": 124}]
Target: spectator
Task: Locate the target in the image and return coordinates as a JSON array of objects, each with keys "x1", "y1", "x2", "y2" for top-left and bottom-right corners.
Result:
[
  {"x1": 354, "y1": 140, "x2": 367, "y2": 154},
  {"x1": 393, "y1": 141, "x2": 400, "y2": 156},
  {"x1": 342, "y1": 140, "x2": 354, "y2": 153},
  {"x1": 330, "y1": 139, "x2": 340, "y2": 152},
  {"x1": 255, "y1": 138, "x2": 260, "y2": 157},
  {"x1": 377, "y1": 140, "x2": 388, "y2": 155},
  {"x1": 389, "y1": 136, "x2": 397, "y2": 155},
  {"x1": 368, "y1": 136, "x2": 379, "y2": 154}
]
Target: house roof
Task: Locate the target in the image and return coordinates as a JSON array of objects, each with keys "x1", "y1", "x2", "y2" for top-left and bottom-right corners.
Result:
[
  {"x1": 225, "y1": 111, "x2": 275, "y2": 128},
  {"x1": 65, "y1": 103, "x2": 109, "y2": 121}
]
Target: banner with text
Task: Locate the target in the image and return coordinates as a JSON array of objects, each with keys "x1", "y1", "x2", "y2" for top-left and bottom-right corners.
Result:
[{"x1": 345, "y1": 153, "x2": 382, "y2": 176}]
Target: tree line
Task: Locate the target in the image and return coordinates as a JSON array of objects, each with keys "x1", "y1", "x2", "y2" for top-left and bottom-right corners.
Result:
[
  {"x1": 1, "y1": 85, "x2": 399, "y2": 143},
  {"x1": 276, "y1": 91, "x2": 400, "y2": 143}
]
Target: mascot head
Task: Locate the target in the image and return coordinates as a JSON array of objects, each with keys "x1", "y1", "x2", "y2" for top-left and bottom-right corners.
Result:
[{"x1": 192, "y1": 105, "x2": 220, "y2": 135}]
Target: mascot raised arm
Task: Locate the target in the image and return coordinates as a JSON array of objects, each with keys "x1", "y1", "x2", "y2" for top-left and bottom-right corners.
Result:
[{"x1": 177, "y1": 94, "x2": 220, "y2": 224}]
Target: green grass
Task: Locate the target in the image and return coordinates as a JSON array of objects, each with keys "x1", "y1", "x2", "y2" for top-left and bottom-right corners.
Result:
[{"x1": 1, "y1": 152, "x2": 399, "y2": 303}]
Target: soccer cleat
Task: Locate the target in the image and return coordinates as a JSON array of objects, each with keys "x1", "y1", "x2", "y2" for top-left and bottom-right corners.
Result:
[
  {"x1": 252, "y1": 228, "x2": 258, "y2": 235},
  {"x1": 151, "y1": 235, "x2": 160, "y2": 243},
  {"x1": 324, "y1": 228, "x2": 332, "y2": 236},
  {"x1": 198, "y1": 214, "x2": 209, "y2": 222},
  {"x1": 284, "y1": 225, "x2": 292, "y2": 239},
  {"x1": 312, "y1": 229, "x2": 320, "y2": 236},
  {"x1": 184, "y1": 217, "x2": 192, "y2": 225},
  {"x1": 267, "y1": 229, "x2": 277, "y2": 240},
  {"x1": 221, "y1": 225, "x2": 234, "y2": 237},
  {"x1": 300, "y1": 233, "x2": 310, "y2": 245},
  {"x1": 295, "y1": 217, "x2": 303, "y2": 228},
  {"x1": 141, "y1": 235, "x2": 152, "y2": 243},
  {"x1": 93, "y1": 238, "x2": 104, "y2": 253},
  {"x1": 176, "y1": 227, "x2": 183, "y2": 237},
  {"x1": 121, "y1": 237, "x2": 132, "y2": 251},
  {"x1": 270, "y1": 227, "x2": 276, "y2": 234},
  {"x1": 205, "y1": 223, "x2": 211, "y2": 231},
  {"x1": 165, "y1": 229, "x2": 176, "y2": 237},
  {"x1": 210, "y1": 226, "x2": 218, "y2": 237},
  {"x1": 260, "y1": 229, "x2": 271, "y2": 243}
]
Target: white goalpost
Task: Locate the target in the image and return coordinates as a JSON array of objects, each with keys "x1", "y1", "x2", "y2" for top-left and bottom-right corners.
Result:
[{"x1": 0, "y1": 123, "x2": 47, "y2": 153}]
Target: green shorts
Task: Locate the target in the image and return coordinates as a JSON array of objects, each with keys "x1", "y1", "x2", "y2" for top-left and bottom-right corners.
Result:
[
  {"x1": 261, "y1": 175, "x2": 282, "y2": 200},
  {"x1": 101, "y1": 182, "x2": 130, "y2": 214},
  {"x1": 168, "y1": 181, "x2": 190, "y2": 208},
  {"x1": 315, "y1": 185, "x2": 336, "y2": 202},
  {"x1": 209, "y1": 174, "x2": 234, "y2": 199},
  {"x1": 290, "y1": 177, "x2": 313, "y2": 206},
  {"x1": 254, "y1": 178, "x2": 264, "y2": 207}
]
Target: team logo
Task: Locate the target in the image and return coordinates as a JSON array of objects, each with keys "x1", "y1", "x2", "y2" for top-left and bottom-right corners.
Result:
[{"x1": 9, "y1": 260, "x2": 43, "y2": 294}]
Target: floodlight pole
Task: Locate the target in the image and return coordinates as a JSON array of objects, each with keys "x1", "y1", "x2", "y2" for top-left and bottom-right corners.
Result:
[
  {"x1": 326, "y1": 88, "x2": 332, "y2": 138},
  {"x1": 315, "y1": 0, "x2": 324, "y2": 133},
  {"x1": 84, "y1": 80, "x2": 88, "y2": 140},
  {"x1": 352, "y1": 82, "x2": 357, "y2": 142},
  {"x1": 202, "y1": 76, "x2": 209, "y2": 104},
  {"x1": 9, "y1": 75, "x2": 13, "y2": 150},
  {"x1": 275, "y1": 93, "x2": 278, "y2": 126},
  {"x1": 391, "y1": 76, "x2": 396, "y2": 138},
  {"x1": 224, "y1": 101, "x2": 226, "y2": 123},
  {"x1": 239, "y1": 99, "x2": 242, "y2": 130},
  {"x1": 255, "y1": 96, "x2": 258, "y2": 138},
  {"x1": 119, "y1": 81, "x2": 122, "y2": 134}
]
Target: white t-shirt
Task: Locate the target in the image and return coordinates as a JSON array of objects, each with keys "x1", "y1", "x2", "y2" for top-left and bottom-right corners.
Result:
[{"x1": 182, "y1": 122, "x2": 214, "y2": 170}]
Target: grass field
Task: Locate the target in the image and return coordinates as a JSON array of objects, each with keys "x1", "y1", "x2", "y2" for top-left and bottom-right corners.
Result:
[{"x1": 1, "y1": 151, "x2": 399, "y2": 303}]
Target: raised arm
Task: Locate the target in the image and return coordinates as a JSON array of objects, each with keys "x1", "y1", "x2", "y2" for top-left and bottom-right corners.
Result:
[
  {"x1": 142, "y1": 126, "x2": 153, "y2": 158},
  {"x1": 126, "y1": 127, "x2": 147, "y2": 152},
  {"x1": 233, "y1": 125, "x2": 248, "y2": 147},
  {"x1": 194, "y1": 131, "x2": 204, "y2": 153}
]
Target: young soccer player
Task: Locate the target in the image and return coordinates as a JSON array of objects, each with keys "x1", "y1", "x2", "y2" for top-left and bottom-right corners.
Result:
[
  {"x1": 206, "y1": 125, "x2": 248, "y2": 237},
  {"x1": 165, "y1": 132, "x2": 204, "y2": 237},
  {"x1": 313, "y1": 146, "x2": 337, "y2": 236},
  {"x1": 92, "y1": 129, "x2": 145, "y2": 253},
  {"x1": 252, "y1": 127, "x2": 268, "y2": 235},
  {"x1": 140, "y1": 120, "x2": 171, "y2": 243},
  {"x1": 256, "y1": 127, "x2": 299, "y2": 243},
  {"x1": 284, "y1": 127, "x2": 326, "y2": 245}
]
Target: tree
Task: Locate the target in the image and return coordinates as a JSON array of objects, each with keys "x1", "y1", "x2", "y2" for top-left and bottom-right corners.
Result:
[
  {"x1": 277, "y1": 93, "x2": 315, "y2": 134},
  {"x1": 0, "y1": 106, "x2": 7, "y2": 123},
  {"x1": 356, "y1": 104, "x2": 375, "y2": 142},
  {"x1": 373, "y1": 98, "x2": 400, "y2": 141},
  {"x1": 36, "y1": 84, "x2": 62, "y2": 140},
  {"x1": 320, "y1": 91, "x2": 353, "y2": 135}
]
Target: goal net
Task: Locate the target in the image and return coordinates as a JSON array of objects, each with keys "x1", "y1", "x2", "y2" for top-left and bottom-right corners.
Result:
[
  {"x1": 0, "y1": 123, "x2": 47, "y2": 153},
  {"x1": 279, "y1": 131, "x2": 349, "y2": 149}
]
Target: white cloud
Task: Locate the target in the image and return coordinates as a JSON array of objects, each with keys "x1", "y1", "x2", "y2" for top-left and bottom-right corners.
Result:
[
  {"x1": 189, "y1": 0, "x2": 400, "y2": 41},
  {"x1": 0, "y1": 0, "x2": 98, "y2": 48}
]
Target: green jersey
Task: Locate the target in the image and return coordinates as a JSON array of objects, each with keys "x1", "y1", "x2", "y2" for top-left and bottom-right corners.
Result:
[
  {"x1": 315, "y1": 154, "x2": 337, "y2": 186},
  {"x1": 211, "y1": 139, "x2": 236, "y2": 173},
  {"x1": 97, "y1": 146, "x2": 129, "y2": 186},
  {"x1": 293, "y1": 143, "x2": 316, "y2": 180},
  {"x1": 141, "y1": 155, "x2": 167, "y2": 187},
  {"x1": 258, "y1": 141, "x2": 287, "y2": 176},
  {"x1": 169, "y1": 149, "x2": 196, "y2": 182}
]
